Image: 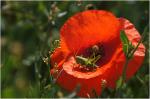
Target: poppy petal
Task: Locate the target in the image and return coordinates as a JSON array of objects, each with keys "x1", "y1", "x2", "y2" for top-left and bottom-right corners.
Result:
[
  {"x1": 56, "y1": 56, "x2": 103, "y2": 97},
  {"x1": 60, "y1": 10, "x2": 120, "y2": 55}
]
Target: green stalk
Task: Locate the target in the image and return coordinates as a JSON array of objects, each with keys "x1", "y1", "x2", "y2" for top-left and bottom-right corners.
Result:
[{"x1": 121, "y1": 58, "x2": 129, "y2": 84}]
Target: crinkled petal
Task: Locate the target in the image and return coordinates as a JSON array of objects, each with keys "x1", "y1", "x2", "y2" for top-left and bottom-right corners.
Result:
[{"x1": 60, "y1": 10, "x2": 120, "y2": 55}]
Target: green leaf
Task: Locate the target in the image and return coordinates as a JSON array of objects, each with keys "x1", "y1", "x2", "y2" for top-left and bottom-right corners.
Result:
[
  {"x1": 120, "y1": 31, "x2": 129, "y2": 55},
  {"x1": 120, "y1": 31, "x2": 129, "y2": 45},
  {"x1": 122, "y1": 44, "x2": 128, "y2": 55}
]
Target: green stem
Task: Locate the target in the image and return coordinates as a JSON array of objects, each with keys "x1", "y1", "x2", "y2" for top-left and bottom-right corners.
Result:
[{"x1": 121, "y1": 58, "x2": 129, "y2": 85}]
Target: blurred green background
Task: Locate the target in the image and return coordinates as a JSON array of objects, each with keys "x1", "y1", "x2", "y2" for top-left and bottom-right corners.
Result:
[{"x1": 1, "y1": 1, "x2": 149, "y2": 98}]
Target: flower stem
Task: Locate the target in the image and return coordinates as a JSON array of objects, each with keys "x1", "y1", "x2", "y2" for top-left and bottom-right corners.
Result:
[{"x1": 122, "y1": 58, "x2": 129, "y2": 83}]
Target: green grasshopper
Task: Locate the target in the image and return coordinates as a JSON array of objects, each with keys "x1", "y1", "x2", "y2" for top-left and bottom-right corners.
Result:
[
  {"x1": 76, "y1": 54, "x2": 101, "y2": 68},
  {"x1": 75, "y1": 45, "x2": 103, "y2": 69}
]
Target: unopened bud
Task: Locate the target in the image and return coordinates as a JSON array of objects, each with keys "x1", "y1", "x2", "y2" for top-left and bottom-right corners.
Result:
[
  {"x1": 57, "y1": 91, "x2": 64, "y2": 98},
  {"x1": 101, "y1": 79, "x2": 107, "y2": 89},
  {"x1": 85, "y1": 4, "x2": 95, "y2": 10},
  {"x1": 43, "y1": 57, "x2": 49, "y2": 65}
]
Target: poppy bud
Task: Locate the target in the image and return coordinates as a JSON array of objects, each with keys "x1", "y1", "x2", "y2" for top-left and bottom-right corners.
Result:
[{"x1": 101, "y1": 79, "x2": 107, "y2": 89}]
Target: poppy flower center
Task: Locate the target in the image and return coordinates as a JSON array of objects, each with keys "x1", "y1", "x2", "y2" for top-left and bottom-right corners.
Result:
[{"x1": 75, "y1": 43, "x2": 105, "y2": 71}]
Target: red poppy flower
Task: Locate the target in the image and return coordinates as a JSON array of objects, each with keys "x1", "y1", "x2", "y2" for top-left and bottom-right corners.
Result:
[{"x1": 50, "y1": 10, "x2": 145, "y2": 97}]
